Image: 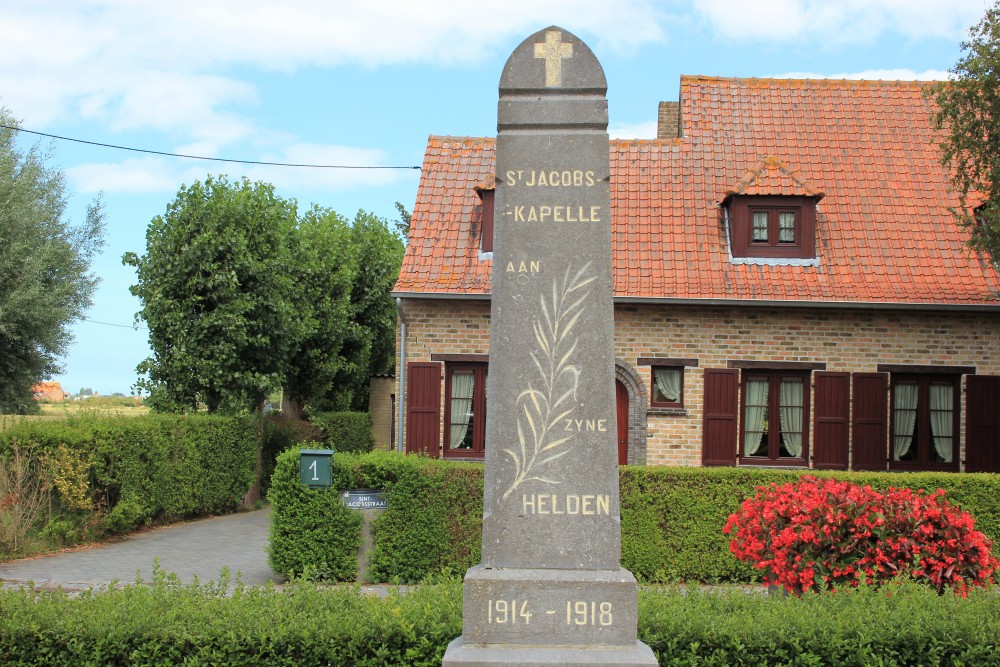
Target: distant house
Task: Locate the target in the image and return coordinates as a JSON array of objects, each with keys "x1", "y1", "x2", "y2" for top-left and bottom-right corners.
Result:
[
  {"x1": 392, "y1": 76, "x2": 1000, "y2": 474},
  {"x1": 32, "y1": 382, "x2": 65, "y2": 402}
]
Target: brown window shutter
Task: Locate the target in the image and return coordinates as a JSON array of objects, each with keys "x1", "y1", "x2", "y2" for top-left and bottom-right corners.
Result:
[
  {"x1": 851, "y1": 372, "x2": 888, "y2": 471},
  {"x1": 702, "y1": 368, "x2": 738, "y2": 466},
  {"x1": 966, "y1": 375, "x2": 1000, "y2": 473},
  {"x1": 406, "y1": 362, "x2": 441, "y2": 456},
  {"x1": 813, "y1": 372, "x2": 849, "y2": 470}
]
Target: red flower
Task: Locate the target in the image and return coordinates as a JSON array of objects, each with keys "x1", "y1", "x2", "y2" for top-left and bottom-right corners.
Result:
[{"x1": 725, "y1": 477, "x2": 998, "y2": 596}]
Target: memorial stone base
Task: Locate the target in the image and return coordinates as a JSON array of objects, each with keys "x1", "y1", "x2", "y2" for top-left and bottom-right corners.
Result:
[
  {"x1": 442, "y1": 566, "x2": 657, "y2": 666},
  {"x1": 442, "y1": 639, "x2": 658, "y2": 667}
]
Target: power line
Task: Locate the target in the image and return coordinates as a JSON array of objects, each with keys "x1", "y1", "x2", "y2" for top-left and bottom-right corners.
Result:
[
  {"x1": 0, "y1": 123, "x2": 421, "y2": 170},
  {"x1": 81, "y1": 318, "x2": 147, "y2": 331}
]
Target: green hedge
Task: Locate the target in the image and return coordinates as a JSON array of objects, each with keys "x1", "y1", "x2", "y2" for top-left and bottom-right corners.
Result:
[
  {"x1": 0, "y1": 414, "x2": 258, "y2": 538},
  {"x1": 309, "y1": 411, "x2": 374, "y2": 454},
  {"x1": 0, "y1": 570, "x2": 462, "y2": 666},
  {"x1": 620, "y1": 467, "x2": 1000, "y2": 583},
  {"x1": 271, "y1": 452, "x2": 1000, "y2": 584},
  {"x1": 267, "y1": 451, "x2": 481, "y2": 582},
  {"x1": 267, "y1": 447, "x2": 361, "y2": 580},
  {"x1": 2, "y1": 576, "x2": 999, "y2": 665}
]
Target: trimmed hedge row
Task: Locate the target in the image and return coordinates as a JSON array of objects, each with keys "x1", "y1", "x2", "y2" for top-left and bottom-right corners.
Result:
[
  {"x1": 0, "y1": 414, "x2": 258, "y2": 538},
  {"x1": 267, "y1": 450, "x2": 481, "y2": 582},
  {"x1": 639, "y1": 581, "x2": 1000, "y2": 665},
  {"x1": 267, "y1": 448, "x2": 361, "y2": 580},
  {"x1": 1, "y1": 576, "x2": 999, "y2": 666},
  {"x1": 309, "y1": 411, "x2": 375, "y2": 454},
  {"x1": 269, "y1": 451, "x2": 1000, "y2": 584}
]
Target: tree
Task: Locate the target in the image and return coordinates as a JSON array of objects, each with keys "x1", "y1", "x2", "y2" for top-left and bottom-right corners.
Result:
[
  {"x1": 930, "y1": 0, "x2": 1000, "y2": 259},
  {"x1": 280, "y1": 205, "x2": 357, "y2": 419},
  {"x1": 320, "y1": 210, "x2": 405, "y2": 411},
  {"x1": 124, "y1": 175, "x2": 297, "y2": 413},
  {"x1": 0, "y1": 110, "x2": 105, "y2": 414}
]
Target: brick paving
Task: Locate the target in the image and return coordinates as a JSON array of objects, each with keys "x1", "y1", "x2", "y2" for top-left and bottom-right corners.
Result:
[{"x1": 0, "y1": 508, "x2": 280, "y2": 592}]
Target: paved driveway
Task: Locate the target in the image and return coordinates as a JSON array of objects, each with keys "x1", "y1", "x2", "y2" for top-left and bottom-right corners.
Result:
[{"x1": 0, "y1": 508, "x2": 280, "y2": 591}]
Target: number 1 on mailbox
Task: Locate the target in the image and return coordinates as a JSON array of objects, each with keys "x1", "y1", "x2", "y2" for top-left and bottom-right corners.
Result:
[{"x1": 299, "y1": 449, "x2": 334, "y2": 488}]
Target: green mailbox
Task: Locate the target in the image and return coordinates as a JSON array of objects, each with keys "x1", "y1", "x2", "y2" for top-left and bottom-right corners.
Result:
[{"x1": 299, "y1": 449, "x2": 334, "y2": 488}]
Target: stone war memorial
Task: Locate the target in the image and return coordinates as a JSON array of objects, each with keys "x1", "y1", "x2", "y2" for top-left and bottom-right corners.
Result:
[{"x1": 442, "y1": 27, "x2": 657, "y2": 666}]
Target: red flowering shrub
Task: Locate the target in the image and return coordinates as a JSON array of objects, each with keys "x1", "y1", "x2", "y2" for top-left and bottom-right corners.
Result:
[{"x1": 723, "y1": 476, "x2": 998, "y2": 596}]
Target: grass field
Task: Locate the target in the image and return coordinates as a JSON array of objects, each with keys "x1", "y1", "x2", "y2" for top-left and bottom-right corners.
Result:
[{"x1": 1, "y1": 399, "x2": 149, "y2": 431}]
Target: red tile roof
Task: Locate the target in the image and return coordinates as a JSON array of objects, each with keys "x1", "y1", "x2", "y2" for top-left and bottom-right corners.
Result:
[{"x1": 394, "y1": 76, "x2": 1000, "y2": 308}]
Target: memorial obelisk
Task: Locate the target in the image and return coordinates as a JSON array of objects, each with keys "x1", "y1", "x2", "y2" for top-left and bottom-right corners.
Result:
[{"x1": 442, "y1": 26, "x2": 657, "y2": 666}]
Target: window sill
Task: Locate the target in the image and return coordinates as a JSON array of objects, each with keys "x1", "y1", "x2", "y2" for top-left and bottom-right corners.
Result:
[
  {"x1": 442, "y1": 455, "x2": 485, "y2": 463},
  {"x1": 738, "y1": 462, "x2": 808, "y2": 469},
  {"x1": 647, "y1": 407, "x2": 688, "y2": 417},
  {"x1": 729, "y1": 256, "x2": 819, "y2": 267}
]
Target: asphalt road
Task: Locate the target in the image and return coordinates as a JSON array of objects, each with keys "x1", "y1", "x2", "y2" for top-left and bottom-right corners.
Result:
[{"x1": 0, "y1": 507, "x2": 281, "y2": 591}]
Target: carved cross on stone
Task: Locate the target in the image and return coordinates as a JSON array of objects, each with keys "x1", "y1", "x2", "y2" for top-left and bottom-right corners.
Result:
[{"x1": 533, "y1": 29, "x2": 573, "y2": 87}]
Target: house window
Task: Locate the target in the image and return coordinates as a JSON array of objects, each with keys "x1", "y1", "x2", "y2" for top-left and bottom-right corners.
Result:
[
  {"x1": 444, "y1": 363, "x2": 487, "y2": 457},
  {"x1": 739, "y1": 370, "x2": 809, "y2": 465},
  {"x1": 729, "y1": 195, "x2": 817, "y2": 259},
  {"x1": 651, "y1": 366, "x2": 683, "y2": 407},
  {"x1": 890, "y1": 374, "x2": 960, "y2": 471}
]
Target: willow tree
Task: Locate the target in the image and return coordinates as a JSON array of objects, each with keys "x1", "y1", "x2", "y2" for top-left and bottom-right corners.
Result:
[{"x1": 0, "y1": 110, "x2": 105, "y2": 414}]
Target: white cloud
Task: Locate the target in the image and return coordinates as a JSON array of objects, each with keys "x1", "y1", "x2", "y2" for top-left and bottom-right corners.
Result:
[
  {"x1": 693, "y1": 0, "x2": 987, "y2": 44},
  {"x1": 0, "y1": 0, "x2": 669, "y2": 154},
  {"x1": 773, "y1": 68, "x2": 951, "y2": 81},
  {"x1": 65, "y1": 157, "x2": 183, "y2": 194}
]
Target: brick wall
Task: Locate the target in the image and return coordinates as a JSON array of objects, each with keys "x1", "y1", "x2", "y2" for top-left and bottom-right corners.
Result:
[
  {"x1": 397, "y1": 298, "x2": 1000, "y2": 467},
  {"x1": 368, "y1": 376, "x2": 395, "y2": 451}
]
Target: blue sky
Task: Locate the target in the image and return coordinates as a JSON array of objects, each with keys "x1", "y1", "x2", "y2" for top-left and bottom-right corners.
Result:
[{"x1": 0, "y1": 0, "x2": 991, "y2": 395}]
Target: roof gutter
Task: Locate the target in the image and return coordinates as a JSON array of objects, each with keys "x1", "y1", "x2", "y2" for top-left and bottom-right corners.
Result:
[
  {"x1": 390, "y1": 291, "x2": 491, "y2": 301},
  {"x1": 391, "y1": 290, "x2": 1000, "y2": 312},
  {"x1": 613, "y1": 296, "x2": 1000, "y2": 312}
]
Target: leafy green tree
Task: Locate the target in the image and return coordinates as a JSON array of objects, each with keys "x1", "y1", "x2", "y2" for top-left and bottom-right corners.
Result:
[
  {"x1": 280, "y1": 205, "x2": 358, "y2": 419},
  {"x1": 0, "y1": 110, "x2": 105, "y2": 414},
  {"x1": 930, "y1": 0, "x2": 1000, "y2": 258},
  {"x1": 124, "y1": 176, "x2": 297, "y2": 413},
  {"x1": 320, "y1": 210, "x2": 405, "y2": 411}
]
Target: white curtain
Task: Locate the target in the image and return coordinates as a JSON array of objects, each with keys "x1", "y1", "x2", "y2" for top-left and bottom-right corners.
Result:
[
  {"x1": 653, "y1": 368, "x2": 681, "y2": 403},
  {"x1": 929, "y1": 385, "x2": 954, "y2": 462},
  {"x1": 893, "y1": 383, "x2": 918, "y2": 460},
  {"x1": 779, "y1": 211, "x2": 796, "y2": 243},
  {"x1": 779, "y1": 380, "x2": 803, "y2": 457},
  {"x1": 449, "y1": 373, "x2": 475, "y2": 449},
  {"x1": 743, "y1": 379, "x2": 769, "y2": 456}
]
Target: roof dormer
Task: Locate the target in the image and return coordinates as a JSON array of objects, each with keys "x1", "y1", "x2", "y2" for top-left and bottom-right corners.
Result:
[{"x1": 723, "y1": 157, "x2": 824, "y2": 260}]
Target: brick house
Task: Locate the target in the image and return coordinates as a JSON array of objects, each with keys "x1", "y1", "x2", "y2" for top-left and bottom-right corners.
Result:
[
  {"x1": 391, "y1": 75, "x2": 1000, "y2": 473},
  {"x1": 32, "y1": 382, "x2": 65, "y2": 402}
]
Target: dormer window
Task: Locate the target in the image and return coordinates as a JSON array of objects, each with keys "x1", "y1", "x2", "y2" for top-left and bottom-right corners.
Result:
[
  {"x1": 724, "y1": 157, "x2": 822, "y2": 261},
  {"x1": 733, "y1": 196, "x2": 815, "y2": 258}
]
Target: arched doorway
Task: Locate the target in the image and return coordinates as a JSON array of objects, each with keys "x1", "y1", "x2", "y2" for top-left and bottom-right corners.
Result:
[
  {"x1": 615, "y1": 379, "x2": 629, "y2": 464},
  {"x1": 614, "y1": 360, "x2": 648, "y2": 465}
]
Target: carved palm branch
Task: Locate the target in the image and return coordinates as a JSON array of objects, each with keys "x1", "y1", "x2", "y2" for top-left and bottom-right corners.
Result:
[{"x1": 502, "y1": 264, "x2": 595, "y2": 500}]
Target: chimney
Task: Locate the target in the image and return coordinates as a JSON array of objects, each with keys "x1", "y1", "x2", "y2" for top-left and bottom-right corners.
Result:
[{"x1": 657, "y1": 101, "x2": 681, "y2": 139}]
